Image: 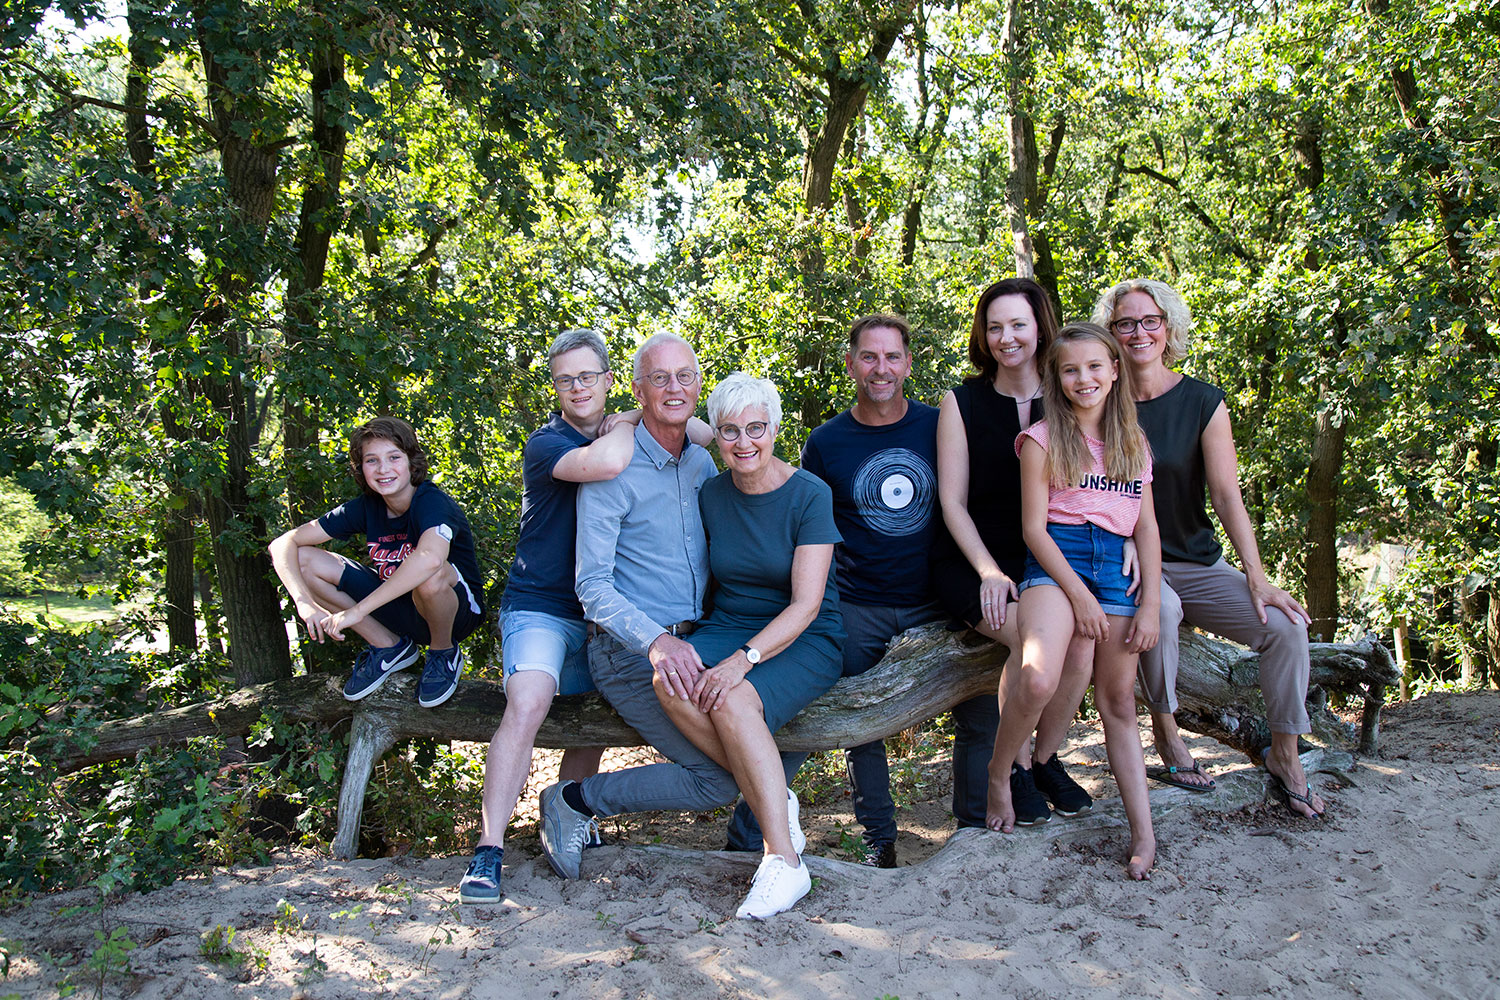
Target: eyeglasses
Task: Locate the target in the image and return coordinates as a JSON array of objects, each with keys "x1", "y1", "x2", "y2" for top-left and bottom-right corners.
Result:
[
  {"x1": 1109, "y1": 314, "x2": 1165, "y2": 336},
  {"x1": 642, "y1": 368, "x2": 701, "y2": 389},
  {"x1": 551, "y1": 370, "x2": 606, "y2": 390},
  {"x1": 716, "y1": 421, "x2": 770, "y2": 442}
]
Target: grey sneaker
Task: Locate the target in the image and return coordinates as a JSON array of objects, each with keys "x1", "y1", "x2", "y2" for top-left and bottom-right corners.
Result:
[
  {"x1": 458, "y1": 845, "x2": 503, "y2": 904},
  {"x1": 539, "y1": 781, "x2": 600, "y2": 880}
]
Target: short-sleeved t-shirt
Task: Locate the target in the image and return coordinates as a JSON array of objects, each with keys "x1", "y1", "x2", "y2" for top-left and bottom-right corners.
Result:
[
  {"x1": 1016, "y1": 421, "x2": 1152, "y2": 538},
  {"x1": 318, "y1": 480, "x2": 484, "y2": 615},
  {"x1": 501, "y1": 413, "x2": 590, "y2": 619},
  {"x1": 1135, "y1": 375, "x2": 1226, "y2": 565},
  {"x1": 698, "y1": 468, "x2": 843, "y2": 640},
  {"x1": 801, "y1": 401, "x2": 939, "y2": 607}
]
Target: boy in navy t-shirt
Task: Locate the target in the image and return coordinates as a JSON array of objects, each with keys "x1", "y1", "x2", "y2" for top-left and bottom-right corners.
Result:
[{"x1": 268, "y1": 417, "x2": 484, "y2": 708}]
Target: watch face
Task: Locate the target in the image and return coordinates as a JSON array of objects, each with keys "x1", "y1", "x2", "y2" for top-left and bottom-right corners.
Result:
[{"x1": 742, "y1": 645, "x2": 761, "y2": 664}]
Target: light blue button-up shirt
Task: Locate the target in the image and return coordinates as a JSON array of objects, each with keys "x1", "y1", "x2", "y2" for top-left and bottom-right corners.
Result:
[{"x1": 575, "y1": 421, "x2": 714, "y2": 655}]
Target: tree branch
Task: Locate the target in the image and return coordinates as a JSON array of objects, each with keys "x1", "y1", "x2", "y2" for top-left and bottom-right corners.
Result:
[{"x1": 1122, "y1": 161, "x2": 1259, "y2": 267}]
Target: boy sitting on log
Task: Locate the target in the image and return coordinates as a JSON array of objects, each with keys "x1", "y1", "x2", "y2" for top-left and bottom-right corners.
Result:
[{"x1": 268, "y1": 417, "x2": 485, "y2": 708}]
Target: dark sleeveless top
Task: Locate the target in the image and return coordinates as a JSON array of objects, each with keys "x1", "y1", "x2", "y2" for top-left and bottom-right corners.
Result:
[
  {"x1": 1135, "y1": 374, "x2": 1226, "y2": 565},
  {"x1": 931, "y1": 377, "x2": 1043, "y2": 622}
]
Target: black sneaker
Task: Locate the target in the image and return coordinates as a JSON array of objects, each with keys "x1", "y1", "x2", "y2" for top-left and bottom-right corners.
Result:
[
  {"x1": 1032, "y1": 753, "x2": 1093, "y2": 817},
  {"x1": 1010, "y1": 763, "x2": 1053, "y2": 826},
  {"x1": 860, "y1": 842, "x2": 897, "y2": 869}
]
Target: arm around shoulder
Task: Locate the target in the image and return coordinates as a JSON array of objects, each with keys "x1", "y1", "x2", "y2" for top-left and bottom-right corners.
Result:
[{"x1": 553, "y1": 421, "x2": 636, "y2": 483}]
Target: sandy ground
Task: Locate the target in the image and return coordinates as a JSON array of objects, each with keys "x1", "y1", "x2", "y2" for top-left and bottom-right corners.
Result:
[{"x1": 3, "y1": 691, "x2": 1498, "y2": 1000}]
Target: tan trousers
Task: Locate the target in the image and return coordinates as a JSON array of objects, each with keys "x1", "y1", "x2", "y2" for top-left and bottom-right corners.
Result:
[{"x1": 1137, "y1": 558, "x2": 1312, "y2": 734}]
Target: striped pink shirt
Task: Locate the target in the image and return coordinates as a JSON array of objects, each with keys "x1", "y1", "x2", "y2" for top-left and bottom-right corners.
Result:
[{"x1": 1015, "y1": 421, "x2": 1152, "y2": 537}]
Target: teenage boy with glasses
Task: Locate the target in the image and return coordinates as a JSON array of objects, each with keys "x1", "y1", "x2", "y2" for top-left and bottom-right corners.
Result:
[{"x1": 460, "y1": 329, "x2": 698, "y2": 903}]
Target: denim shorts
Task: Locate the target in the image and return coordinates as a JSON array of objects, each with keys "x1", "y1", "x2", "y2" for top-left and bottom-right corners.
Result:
[
  {"x1": 1019, "y1": 522, "x2": 1137, "y2": 617},
  {"x1": 499, "y1": 609, "x2": 595, "y2": 696}
]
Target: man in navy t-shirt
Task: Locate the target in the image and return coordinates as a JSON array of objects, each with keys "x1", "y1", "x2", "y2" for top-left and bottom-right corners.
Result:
[
  {"x1": 724, "y1": 313, "x2": 964, "y2": 868},
  {"x1": 268, "y1": 417, "x2": 485, "y2": 708}
]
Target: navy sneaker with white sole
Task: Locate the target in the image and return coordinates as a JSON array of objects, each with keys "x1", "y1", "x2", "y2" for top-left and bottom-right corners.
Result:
[
  {"x1": 343, "y1": 637, "x2": 420, "y2": 701},
  {"x1": 417, "y1": 645, "x2": 464, "y2": 708}
]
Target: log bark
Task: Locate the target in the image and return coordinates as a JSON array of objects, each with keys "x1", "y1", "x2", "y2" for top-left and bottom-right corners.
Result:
[{"x1": 54, "y1": 624, "x2": 1395, "y2": 773}]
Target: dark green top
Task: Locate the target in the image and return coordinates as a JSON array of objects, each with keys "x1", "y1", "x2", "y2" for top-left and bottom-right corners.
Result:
[
  {"x1": 698, "y1": 468, "x2": 843, "y2": 640},
  {"x1": 1135, "y1": 374, "x2": 1227, "y2": 565}
]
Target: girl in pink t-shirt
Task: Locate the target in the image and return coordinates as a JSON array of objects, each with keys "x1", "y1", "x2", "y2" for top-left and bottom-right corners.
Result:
[{"x1": 987, "y1": 322, "x2": 1164, "y2": 880}]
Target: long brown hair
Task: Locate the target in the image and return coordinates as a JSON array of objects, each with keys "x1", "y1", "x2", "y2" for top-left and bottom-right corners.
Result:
[
  {"x1": 1040, "y1": 323, "x2": 1150, "y2": 489},
  {"x1": 967, "y1": 277, "x2": 1059, "y2": 380}
]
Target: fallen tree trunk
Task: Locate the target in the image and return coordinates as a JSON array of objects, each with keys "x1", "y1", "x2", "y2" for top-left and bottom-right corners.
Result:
[{"x1": 44, "y1": 625, "x2": 1394, "y2": 857}]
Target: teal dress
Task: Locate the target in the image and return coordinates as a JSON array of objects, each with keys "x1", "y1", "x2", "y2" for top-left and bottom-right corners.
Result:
[{"x1": 690, "y1": 468, "x2": 845, "y2": 732}]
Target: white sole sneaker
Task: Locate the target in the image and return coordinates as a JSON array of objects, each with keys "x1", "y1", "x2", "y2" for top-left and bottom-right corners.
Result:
[{"x1": 736, "y1": 854, "x2": 811, "y2": 920}]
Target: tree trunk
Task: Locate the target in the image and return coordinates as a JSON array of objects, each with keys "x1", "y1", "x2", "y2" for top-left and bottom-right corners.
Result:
[
  {"x1": 281, "y1": 41, "x2": 349, "y2": 523},
  {"x1": 1305, "y1": 388, "x2": 1345, "y2": 642},
  {"x1": 55, "y1": 624, "x2": 1396, "y2": 775},
  {"x1": 194, "y1": 6, "x2": 293, "y2": 685},
  {"x1": 1000, "y1": 0, "x2": 1034, "y2": 278}
]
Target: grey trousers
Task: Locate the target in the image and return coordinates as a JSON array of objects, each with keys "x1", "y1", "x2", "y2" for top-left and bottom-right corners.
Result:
[
  {"x1": 578, "y1": 632, "x2": 740, "y2": 817},
  {"x1": 1137, "y1": 558, "x2": 1312, "y2": 734}
]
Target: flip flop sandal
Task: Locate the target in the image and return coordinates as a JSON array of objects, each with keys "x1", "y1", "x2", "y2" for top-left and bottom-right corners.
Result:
[
  {"x1": 1261, "y1": 747, "x2": 1324, "y2": 820},
  {"x1": 1146, "y1": 762, "x2": 1216, "y2": 792}
]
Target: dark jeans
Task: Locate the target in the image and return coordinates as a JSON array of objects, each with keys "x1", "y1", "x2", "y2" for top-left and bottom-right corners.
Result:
[
  {"x1": 726, "y1": 601, "x2": 944, "y2": 850},
  {"x1": 950, "y1": 691, "x2": 999, "y2": 829},
  {"x1": 579, "y1": 632, "x2": 739, "y2": 816}
]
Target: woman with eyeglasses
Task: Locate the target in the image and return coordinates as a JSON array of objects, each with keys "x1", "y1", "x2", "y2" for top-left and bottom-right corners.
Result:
[
  {"x1": 654, "y1": 372, "x2": 844, "y2": 919},
  {"x1": 1092, "y1": 278, "x2": 1325, "y2": 819}
]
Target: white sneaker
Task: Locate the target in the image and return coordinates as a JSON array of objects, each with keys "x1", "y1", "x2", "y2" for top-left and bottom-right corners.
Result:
[
  {"x1": 735, "y1": 854, "x2": 811, "y2": 920},
  {"x1": 787, "y1": 788, "x2": 806, "y2": 857}
]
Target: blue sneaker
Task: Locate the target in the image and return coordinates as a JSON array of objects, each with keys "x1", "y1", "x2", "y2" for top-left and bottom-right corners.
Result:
[
  {"x1": 459, "y1": 845, "x2": 503, "y2": 904},
  {"x1": 343, "y1": 637, "x2": 419, "y2": 701},
  {"x1": 417, "y1": 646, "x2": 464, "y2": 708}
]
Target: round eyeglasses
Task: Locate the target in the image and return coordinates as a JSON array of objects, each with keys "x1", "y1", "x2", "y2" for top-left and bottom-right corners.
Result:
[
  {"x1": 643, "y1": 368, "x2": 701, "y2": 388},
  {"x1": 716, "y1": 421, "x2": 769, "y2": 442}
]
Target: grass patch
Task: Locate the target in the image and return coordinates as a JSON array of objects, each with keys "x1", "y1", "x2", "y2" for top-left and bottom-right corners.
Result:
[{"x1": 0, "y1": 592, "x2": 146, "y2": 629}]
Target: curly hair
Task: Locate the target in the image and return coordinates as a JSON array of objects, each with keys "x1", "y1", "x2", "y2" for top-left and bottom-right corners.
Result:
[
  {"x1": 1089, "y1": 278, "x2": 1192, "y2": 367},
  {"x1": 347, "y1": 417, "x2": 430, "y2": 497}
]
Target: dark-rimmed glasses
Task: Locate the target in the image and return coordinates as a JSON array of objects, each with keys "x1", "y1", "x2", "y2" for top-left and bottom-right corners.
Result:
[
  {"x1": 552, "y1": 370, "x2": 606, "y2": 390},
  {"x1": 642, "y1": 368, "x2": 700, "y2": 389},
  {"x1": 1109, "y1": 314, "x2": 1165, "y2": 336},
  {"x1": 716, "y1": 421, "x2": 769, "y2": 442}
]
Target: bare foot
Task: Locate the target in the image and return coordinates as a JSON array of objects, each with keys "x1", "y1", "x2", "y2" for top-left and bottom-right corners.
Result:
[
  {"x1": 1151, "y1": 714, "x2": 1214, "y2": 790},
  {"x1": 1127, "y1": 836, "x2": 1156, "y2": 880},
  {"x1": 1263, "y1": 745, "x2": 1327, "y2": 819},
  {"x1": 986, "y1": 764, "x2": 1015, "y2": 833}
]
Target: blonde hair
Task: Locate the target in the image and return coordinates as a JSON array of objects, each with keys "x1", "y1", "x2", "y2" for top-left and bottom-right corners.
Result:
[
  {"x1": 1040, "y1": 323, "x2": 1150, "y2": 489},
  {"x1": 1089, "y1": 278, "x2": 1192, "y2": 366}
]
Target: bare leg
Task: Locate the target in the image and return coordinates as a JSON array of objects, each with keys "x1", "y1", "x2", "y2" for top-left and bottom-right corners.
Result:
[
  {"x1": 655, "y1": 674, "x2": 731, "y2": 769},
  {"x1": 559, "y1": 748, "x2": 605, "y2": 784},
  {"x1": 299, "y1": 548, "x2": 401, "y2": 647},
  {"x1": 1094, "y1": 615, "x2": 1155, "y2": 880},
  {"x1": 476, "y1": 670, "x2": 556, "y2": 848},
  {"x1": 1033, "y1": 634, "x2": 1095, "y2": 764},
  {"x1": 709, "y1": 685, "x2": 797, "y2": 861},
  {"x1": 1264, "y1": 731, "x2": 1326, "y2": 817},
  {"x1": 986, "y1": 586, "x2": 1074, "y2": 832},
  {"x1": 411, "y1": 563, "x2": 461, "y2": 649},
  {"x1": 1149, "y1": 710, "x2": 1214, "y2": 789}
]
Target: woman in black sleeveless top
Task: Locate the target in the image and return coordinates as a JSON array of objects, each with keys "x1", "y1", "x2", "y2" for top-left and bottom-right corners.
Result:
[
  {"x1": 1092, "y1": 278, "x2": 1325, "y2": 819},
  {"x1": 932, "y1": 278, "x2": 1099, "y2": 830}
]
